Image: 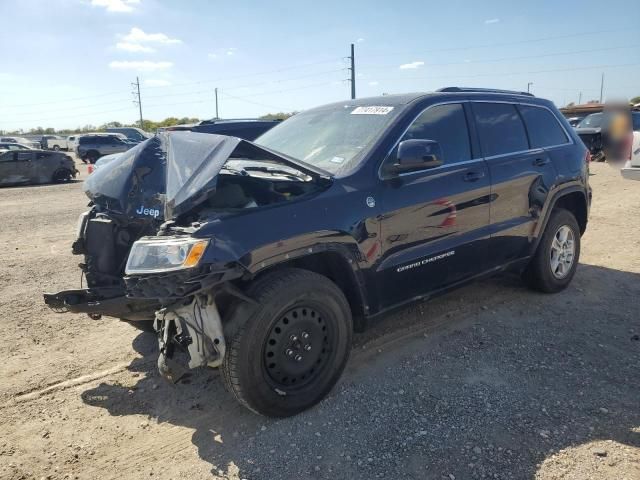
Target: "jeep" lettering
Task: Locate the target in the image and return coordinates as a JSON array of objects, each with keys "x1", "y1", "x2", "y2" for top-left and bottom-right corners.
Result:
[{"x1": 135, "y1": 205, "x2": 160, "y2": 218}]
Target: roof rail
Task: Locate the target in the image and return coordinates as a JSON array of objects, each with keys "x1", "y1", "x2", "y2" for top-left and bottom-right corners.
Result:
[{"x1": 437, "y1": 87, "x2": 534, "y2": 97}]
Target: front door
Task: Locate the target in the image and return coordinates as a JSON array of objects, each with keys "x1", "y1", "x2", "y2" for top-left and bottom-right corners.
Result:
[{"x1": 376, "y1": 102, "x2": 491, "y2": 310}]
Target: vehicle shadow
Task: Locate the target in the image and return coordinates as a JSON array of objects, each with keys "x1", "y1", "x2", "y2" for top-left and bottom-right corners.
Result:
[
  {"x1": 0, "y1": 179, "x2": 82, "y2": 190},
  {"x1": 81, "y1": 264, "x2": 640, "y2": 479}
]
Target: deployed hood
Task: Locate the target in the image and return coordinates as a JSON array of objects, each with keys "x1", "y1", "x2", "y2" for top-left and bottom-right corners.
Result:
[{"x1": 83, "y1": 131, "x2": 328, "y2": 221}]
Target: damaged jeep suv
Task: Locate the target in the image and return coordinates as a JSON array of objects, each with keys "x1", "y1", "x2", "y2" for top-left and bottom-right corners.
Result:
[{"x1": 45, "y1": 88, "x2": 591, "y2": 417}]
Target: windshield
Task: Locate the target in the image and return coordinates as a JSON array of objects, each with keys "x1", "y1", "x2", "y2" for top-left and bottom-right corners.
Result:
[
  {"x1": 577, "y1": 113, "x2": 606, "y2": 128},
  {"x1": 254, "y1": 104, "x2": 401, "y2": 176}
]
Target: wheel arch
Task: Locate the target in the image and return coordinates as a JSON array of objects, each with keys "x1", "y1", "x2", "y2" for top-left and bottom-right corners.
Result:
[
  {"x1": 532, "y1": 185, "x2": 588, "y2": 252},
  {"x1": 222, "y1": 246, "x2": 369, "y2": 338}
]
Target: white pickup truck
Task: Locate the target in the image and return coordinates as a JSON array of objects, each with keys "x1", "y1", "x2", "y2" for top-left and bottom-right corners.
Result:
[{"x1": 45, "y1": 136, "x2": 70, "y2": 151}]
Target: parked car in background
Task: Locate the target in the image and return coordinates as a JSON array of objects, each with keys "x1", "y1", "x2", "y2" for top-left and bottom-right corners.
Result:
[
  {"x1": 620, "y1": 112, "x2": 640, "y2": 181},
  {"x1": 106, "y1": 127, "x2": 151, "y2": 143},
  {"x1": 0, "y1": 147, "x2": 77, "y2": 186},
  {"x1": 44, "y1": 135, "x2": 69, "y2": 151},
  {"x1": 160, "y1": 118, "x2": 280, "y2": 140},
  {"x1": 0, "y1": 142, "x2": 35, "y2": 151},
  {"x1": 76, "y1": 133, "x2": 135, "y2": 163},
  {"x1": 567, "y1": 116, "x2": 586, "y2": 127},
  {"x1": 87, "y1": 151, "x2": 123, "y2": 174},
  {"x1": 0, "y1": 136, "x2": 40, "y2": 149},
  {"x1": 46, "y1": 88, "x2": 591, "y2": 417}
]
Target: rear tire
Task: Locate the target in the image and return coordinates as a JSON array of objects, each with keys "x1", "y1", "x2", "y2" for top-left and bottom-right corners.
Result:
[
  {"x1": 222, "y1": 268, "x2": 353, "y2": 417},
  {"x1": 523, "y1": 208, "x2": 580, "y2": 293},
  {"x1": 53, "y1": 145, "x2": 60, "y2": 151},
  {"x1": 52, "y1": 169, "x2": 72, "y2": 183},
  {"x1": 86, "y1": 151, "x2": 99, "y2": 164}
]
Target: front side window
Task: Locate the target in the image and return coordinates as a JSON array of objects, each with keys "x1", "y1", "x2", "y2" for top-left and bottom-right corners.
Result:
[
  {"x1": 519, "y1": 105, "x2": 569, "y2": 148},
  {"x1": 473, "y1": 103, "x2": 529, "y2": 157},
  {"x1": 400, "y1": 103, "x2": 471, "y2": 164}
]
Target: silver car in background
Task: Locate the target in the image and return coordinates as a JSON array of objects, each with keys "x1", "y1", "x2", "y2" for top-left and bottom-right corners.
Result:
[{"x1": 0, "y1": 146, "x2": 78, "y2": 186}]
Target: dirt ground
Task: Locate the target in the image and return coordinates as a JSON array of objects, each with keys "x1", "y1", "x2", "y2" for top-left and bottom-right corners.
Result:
[{"x1": 0, "y1": 161, "x2": 638, "y2": 480}]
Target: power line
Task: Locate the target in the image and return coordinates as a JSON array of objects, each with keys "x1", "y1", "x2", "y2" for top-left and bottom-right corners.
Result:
[
  {"x1": 373, "y1": 62, "x2": 640, "y2": 82},
  {"x1": 361, "y1": 44, "x2": 640, "y2": 70},
  {"x1": 349, "y1": 43, "x2": 356, "y2": 100},
  {"x1": 132, "y1": 76, "x2": 143, "y2": 128},
  {"x1": 363, "y1": 27, "x2": 637, "y2": 59},
  {"x1": 219, "y1": 91, "x2": 292, "y2": 112}
]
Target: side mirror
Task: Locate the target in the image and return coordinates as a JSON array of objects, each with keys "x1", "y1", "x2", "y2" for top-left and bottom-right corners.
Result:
[{"x1": 391, "y1": 139, "x2": 443, "y2": 174}]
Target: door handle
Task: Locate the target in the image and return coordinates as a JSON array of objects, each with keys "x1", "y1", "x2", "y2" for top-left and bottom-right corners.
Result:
[
  {"x1": 463, "y1": 171, "x2": 484, "y2": 182},
  {"x1": 533, "y1": 157, "x2": 550, "y2": 167}
]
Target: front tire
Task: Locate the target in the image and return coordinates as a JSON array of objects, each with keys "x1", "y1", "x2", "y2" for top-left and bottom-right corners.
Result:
[
  {"x1": 222, "y1": 268, "x2": 353, "y2": 417},
  {"x1": 523, "y1": 208, "x2": 581, "y2": 293}
]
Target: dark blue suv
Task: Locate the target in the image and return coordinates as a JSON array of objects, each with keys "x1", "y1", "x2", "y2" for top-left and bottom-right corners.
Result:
[{"x1": 46, "y1": 88, "x2": 591, "y2": 417}]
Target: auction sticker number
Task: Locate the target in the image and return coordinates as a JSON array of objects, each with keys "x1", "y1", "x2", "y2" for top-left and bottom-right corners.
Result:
[{"x1": 351, "y1": 106, "x2": 394, "y2": 115}]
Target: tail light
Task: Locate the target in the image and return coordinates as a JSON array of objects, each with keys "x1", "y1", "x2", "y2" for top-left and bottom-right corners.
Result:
[
  {"x1": 87, "y1": 164, "x2": 94, "y2": 174},
  {"x1": 585, "y1": 150, "x2": 591, "y2": 164},
  {"x1": 625, "y1": 132, "x2": 633, "y2": 160}
]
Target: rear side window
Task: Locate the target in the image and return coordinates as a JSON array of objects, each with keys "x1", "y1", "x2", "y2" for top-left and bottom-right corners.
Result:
[
  {"x1": 473, "y1": 103, "x2": 529, "y2": 157},
  {"x1": 633, "y1": 113, "x2": 640, "y2": 132},
  {"x1": 401, "y1": 103, "x2": 471, "y2": 164},
  {"x1": 519, "y1": 105, "x2": 569, "y2": 148}
]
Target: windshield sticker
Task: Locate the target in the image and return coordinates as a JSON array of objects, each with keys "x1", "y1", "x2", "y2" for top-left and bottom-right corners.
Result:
[
  {"x1": 351, "y1": 106, "x2": 394, "y2": 115},
  {"x1": 330, "y1": 156, "x2": 345, "y2": 164}
]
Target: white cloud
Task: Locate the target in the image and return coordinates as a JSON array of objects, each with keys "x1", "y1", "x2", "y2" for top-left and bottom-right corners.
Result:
[
  {"x1": 109, "y1": 60, "x2": 173, "y2": 71},
  {"x1": 122, "y1": 27, "x2": 181, "y2": 45},
  {"x1": 145, "y1": 79, "x2": 171, "y2": 87},
  {"x1": 208, "y1": 48, "x2": 237, "y2": 60},
  {"x1": 368, "y1": 81, "x2": 379, "y2": 86},
  {"x1": 91, "y1": 0, "x2": 140, "y2": 13},
  {"x1": 399, "y1": 61, "x2": 424, "y2": 70},
  {"x1": 116, "y1": 42, "x2": 155, "y2": 53},
  {"x1": 484, "y1": 18, "x2": 500, "y2": 24},
  {"x1": 356, "y1": 38, "x2": 365, "y2": 43}
]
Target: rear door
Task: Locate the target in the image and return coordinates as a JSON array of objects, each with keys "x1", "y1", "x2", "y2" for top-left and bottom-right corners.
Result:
[
  {"x1": 471, "y1": 102, "x2": 559, "y2": 267},
  {"x1": 376, "y1": 102, "x2": 491, "y2": 309}
]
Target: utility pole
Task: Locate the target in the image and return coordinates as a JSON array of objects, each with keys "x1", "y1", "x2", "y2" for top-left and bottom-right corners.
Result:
[
  {"x1": 132, "y1": 77, "x2": 143, "y2": 129},
  {"x1": 349, "y1": 43, "x2": 356, "y2": 100},
  {"x1": 578, "y1": 92, "x2": 583, "y2": 104},
  {"x1": 599, "y1": 72, "x2": 605, "y2": 103},
  {"x1": 527, "y1": 82, "x2": 533, "y2": 93},
  {"x1": 215, "y1": 87, "x2": 219, "y2": 119}
]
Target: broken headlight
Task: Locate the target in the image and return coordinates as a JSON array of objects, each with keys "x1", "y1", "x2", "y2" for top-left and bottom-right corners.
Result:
[{"x1": 125, "y1": 237, "x2": 209, "y2": 275}]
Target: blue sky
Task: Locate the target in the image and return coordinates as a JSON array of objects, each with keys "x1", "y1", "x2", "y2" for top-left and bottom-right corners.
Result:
[{"x1": 1, "y1": 0, "x2": 639, "y2": 131}]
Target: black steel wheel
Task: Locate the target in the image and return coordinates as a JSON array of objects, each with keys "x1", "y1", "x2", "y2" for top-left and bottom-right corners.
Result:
[
  {"x1": 222, "y1": 268, "x2": 352, "y2": 417},
  {"x1": 263, "y1": 305, "x2": 334, "y2": 391}
]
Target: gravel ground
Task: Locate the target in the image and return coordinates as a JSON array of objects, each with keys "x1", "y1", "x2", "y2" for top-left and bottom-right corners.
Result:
[{"x1": 0, "y1": 161, "x2": 639, "y2": 480}]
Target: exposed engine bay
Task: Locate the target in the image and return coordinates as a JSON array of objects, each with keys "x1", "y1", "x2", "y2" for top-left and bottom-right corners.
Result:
[{"x1": 44, "y1": 132, "x2": 330, "y2": 322}]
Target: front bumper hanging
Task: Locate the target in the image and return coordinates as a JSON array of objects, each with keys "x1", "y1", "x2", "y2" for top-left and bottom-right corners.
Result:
[{"x1": 155, "y1": 295, "x2": 226, "y2": 382}]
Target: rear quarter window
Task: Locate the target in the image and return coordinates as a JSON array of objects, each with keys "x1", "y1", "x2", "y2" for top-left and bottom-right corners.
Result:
[
  {"x1": 473, "y1": 103, "x2": 529, "y2": 157},
  {"x1": 519, "y1": 105, "x2": 569, "y2": 148}
]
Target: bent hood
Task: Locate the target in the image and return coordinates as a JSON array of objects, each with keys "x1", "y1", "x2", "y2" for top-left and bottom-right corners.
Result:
[{"x1": 83, "y1": 131, "x2": 327, "y2": 221}]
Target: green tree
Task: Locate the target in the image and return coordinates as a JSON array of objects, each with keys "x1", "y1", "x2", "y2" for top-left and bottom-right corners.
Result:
[
  {"x1": 631, "y1": 96, "x2": 640, "y2": 104},
  {"x1": 260, "y1": 112, "x2": 296, "y2": 120}
]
